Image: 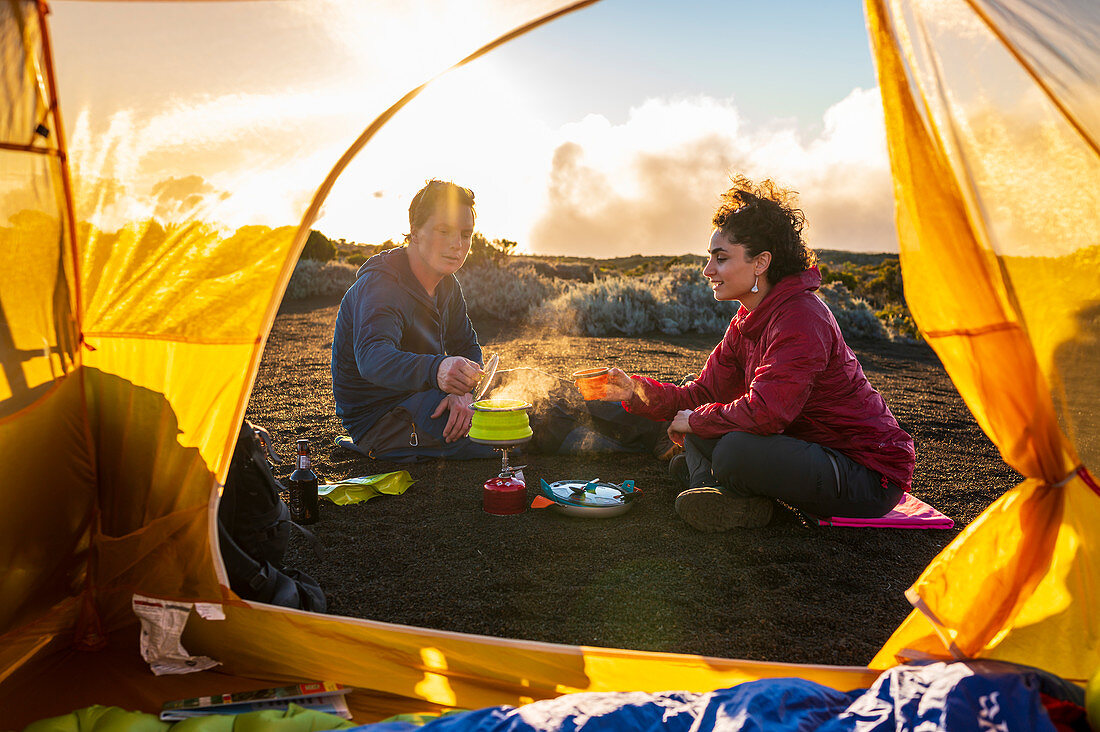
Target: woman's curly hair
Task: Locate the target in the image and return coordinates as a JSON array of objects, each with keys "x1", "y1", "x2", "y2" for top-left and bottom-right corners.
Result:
[{"x1": 712, "y1": 175, "x2": 816, "y2": 285}]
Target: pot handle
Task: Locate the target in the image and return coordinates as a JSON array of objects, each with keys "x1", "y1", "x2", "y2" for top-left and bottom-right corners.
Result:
[{"x1": 530, "y1": 495, "x2": 555, "y2": 509}]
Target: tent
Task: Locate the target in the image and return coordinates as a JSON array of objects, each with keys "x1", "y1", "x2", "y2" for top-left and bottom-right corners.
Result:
[{"x1": 1, "y1": 0, "x2": 1097, "y2": 726}]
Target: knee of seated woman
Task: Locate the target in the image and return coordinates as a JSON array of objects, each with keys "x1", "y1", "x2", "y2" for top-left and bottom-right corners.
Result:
[{"x1": 709, "y1": 431, "x2": 768, "y2": 481}]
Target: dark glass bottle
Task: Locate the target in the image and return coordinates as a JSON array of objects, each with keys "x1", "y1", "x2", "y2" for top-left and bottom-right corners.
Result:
[{"x1": 287, "y1": 438, "x2": 319, "y2": 525}]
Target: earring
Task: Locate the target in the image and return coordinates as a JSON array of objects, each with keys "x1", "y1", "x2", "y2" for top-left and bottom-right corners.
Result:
[{"x1": 751, "y1": 275, "x2": 759, "y2": 294}]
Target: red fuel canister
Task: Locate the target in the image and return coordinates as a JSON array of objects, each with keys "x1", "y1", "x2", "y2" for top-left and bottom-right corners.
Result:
[{"x1": 483, "y1": 473, "x2": 527, "y2": 515}]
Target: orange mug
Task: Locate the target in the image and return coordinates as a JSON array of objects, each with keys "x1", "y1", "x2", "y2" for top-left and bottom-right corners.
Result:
[{"x1": 572, "y1": 367, "x2": 610, "y2": 400}]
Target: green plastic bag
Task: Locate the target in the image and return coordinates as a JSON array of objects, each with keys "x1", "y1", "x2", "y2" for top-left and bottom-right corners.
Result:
[
  {"x1": 23, "y1": 706, "x2": 168, "y2": 732},
  {"x1": 22, "y1": 704, "x2": 352, "y2": 732},
  {"x1": 317, "y1": 472, "x2": 414, "y2": 506}
]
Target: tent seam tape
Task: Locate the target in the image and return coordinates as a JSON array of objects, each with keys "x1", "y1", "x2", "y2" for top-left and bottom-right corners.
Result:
[
  {"x1": 922, "y1": 322, "x2": 1020, "y2": 339},
  {"x1": 82, "y1": 331, "x2": 261, "y2": 346},
  {"x1": 1076, "y1": 466, "x2": 1100, "y2": 495},
  {"x1": 0, "y1": 141, "x2": 58, "y2": 154}
]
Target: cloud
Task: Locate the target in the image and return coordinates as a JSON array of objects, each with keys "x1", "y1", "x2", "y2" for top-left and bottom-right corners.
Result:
[
  {"x1": 151, "y1": 174, "x2": 231, "y2": 221},
  {"x1": 63, "y1": 61, "x2": 897, "y2": 256},
  {"x1": 66, "y1": 88, "x2": 363, "y2": 232},
  {"x1": 529, "y1": 89, "x2": 897, "y2": 256}
]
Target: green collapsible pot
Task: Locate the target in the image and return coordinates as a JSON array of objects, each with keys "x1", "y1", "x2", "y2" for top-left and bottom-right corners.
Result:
[{"x1": 469, "y1": 399, "x2": 533, "y2": 445}]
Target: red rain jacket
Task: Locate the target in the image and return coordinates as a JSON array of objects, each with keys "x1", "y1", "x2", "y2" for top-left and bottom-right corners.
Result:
[{"x1": 625, "y1": 267, "x2": 915, "y2": 491}]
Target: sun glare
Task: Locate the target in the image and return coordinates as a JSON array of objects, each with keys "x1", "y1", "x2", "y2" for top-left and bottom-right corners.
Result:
[{"x1": 313, "y1": 58, "x2": 552, "y2": 250}]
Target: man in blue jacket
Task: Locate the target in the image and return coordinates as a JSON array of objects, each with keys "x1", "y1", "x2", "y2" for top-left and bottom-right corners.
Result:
[
  {"x1": 331, "y1": 180, "x2": 493, "y2": 462},
  {"x1": 332, "y1": 179, "x2": 677, "y2": 463}
]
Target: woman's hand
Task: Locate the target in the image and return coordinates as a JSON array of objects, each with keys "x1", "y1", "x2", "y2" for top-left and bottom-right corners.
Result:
[
  {"x1": 431, "y1": 392, "x2": 475, "y2": 442},
  {"x1": 602, "y1": 368, "x2": 636, "y2": 402},
  {"x1": 668, "y1": 408, "x2": 694, "y2": 447}
]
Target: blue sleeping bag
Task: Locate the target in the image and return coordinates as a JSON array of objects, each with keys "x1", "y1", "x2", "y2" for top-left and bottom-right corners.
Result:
[{"x1": 349, "y1": 660, "x2": 1081, "y2": 732}]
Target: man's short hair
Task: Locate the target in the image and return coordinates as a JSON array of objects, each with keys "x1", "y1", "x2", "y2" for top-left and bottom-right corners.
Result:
[{"x1": 406, "y1": 180, "x2": 476, "y2": 241}]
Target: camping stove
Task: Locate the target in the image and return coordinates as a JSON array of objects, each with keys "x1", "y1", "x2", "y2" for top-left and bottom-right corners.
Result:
[{"x1": 469, "y1": 398, "x2": 533, "y2": 515}]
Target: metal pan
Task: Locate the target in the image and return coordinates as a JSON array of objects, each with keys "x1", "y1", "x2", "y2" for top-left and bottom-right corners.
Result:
[{"x1": 537, "y1": 479, "x2": 638, "y2": 518}]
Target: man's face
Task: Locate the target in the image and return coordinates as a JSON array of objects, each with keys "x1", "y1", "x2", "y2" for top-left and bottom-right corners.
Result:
[{"x1": 408, "y1": 201, "x2": 475, "y2": 282}]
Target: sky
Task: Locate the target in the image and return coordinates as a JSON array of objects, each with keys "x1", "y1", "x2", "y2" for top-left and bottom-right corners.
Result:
[
  {"x1": 48, "y1": 0, "x2": 899, "y2": 256},
  {"x1": 464, "y1": 0, "x2": 896, "y2": 255}
]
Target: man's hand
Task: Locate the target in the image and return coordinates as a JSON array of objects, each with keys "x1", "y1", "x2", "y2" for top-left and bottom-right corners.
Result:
[
  {"x1": 668, "y1": 408, "x2": 694, "y2": 447},
  {"x1": 437, "y1": 356, "x2": 481, "y2": 395},
  {"x1": 431, "y1": 392, "x2": 475, "y2": 443},
  {"x1": 602, "y1": 368, "x2": 637, "y2": 402}
]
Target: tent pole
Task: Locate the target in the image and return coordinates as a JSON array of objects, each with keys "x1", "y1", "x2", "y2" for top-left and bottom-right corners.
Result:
[
  {"x1": 34, "y1": 0, "x2": 84, "y2": 333},
  {"x1": 34, "y1": 0, "x2": 106, "y2": 652},
  {"x1": 236, "y1": 0, "x2": 605, "y2": 480},
  {"x1": 959, "y1": 0, "x2": 1099, "y2": 158}
]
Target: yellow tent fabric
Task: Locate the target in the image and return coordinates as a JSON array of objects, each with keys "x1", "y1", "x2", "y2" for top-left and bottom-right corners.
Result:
[
  {"x1": 0, "y1": 0, "x2": 1097, "y2": 726},
  {"x1": 0, "y1": 1, "x2": 878, "y2": 726},
  {"x1": 864, "y1": 0, "x2": 1100, "y2": 681}
]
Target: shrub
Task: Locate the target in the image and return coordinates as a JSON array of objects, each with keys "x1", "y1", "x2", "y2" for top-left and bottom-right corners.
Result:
[
  {"x1": 876, "y1": 302, "x2": 922, "y2": 341},
  {"x1": 528, "y1": 260, "x2": 596, "y2": 283},
  {"x1": 301, "y1": 230, "x2": 336, "y2": 262},
  {"x1": 859, "y1": 261, "x2": 904, "y2": 309},
  {"x1": 457, "y1": 262, "x2": 562, "y2": 321},
  {"x1": 556, "y1": 263, "x2": 596, "y2": 282},
  {"x1": 529, "y1": 280, "x2": 658, "y2": 336},
  {"x1": 529, "y1": 265, "x2": 736, "y2": 336},
  {"x1": 285, "y1": 259, "x2": 357, "y2": 300},
  {"x1": 467, "y1": 233, "x2": 517, "y2": 267},
  {"x1": 646, "y1": 265, "x2": 738, "y2": 334},
  {"x1": 819, "y1": 263, "x2": 860, "y2": 292},
  {"x1": 283, "y1": 251, "x2": 903, "y2": 341},
  {"x1": 816, "y1": 282, "x2": 889, "y2": 340}
]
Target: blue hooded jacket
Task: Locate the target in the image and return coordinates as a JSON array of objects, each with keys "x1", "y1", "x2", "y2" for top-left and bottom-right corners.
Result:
[{"x1": 331, "y1": 247, "x2": 482, "y2": 442}]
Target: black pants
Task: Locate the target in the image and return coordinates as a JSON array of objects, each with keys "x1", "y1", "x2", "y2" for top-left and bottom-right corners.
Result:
[{"x1": 684, "y1": 431, "x2": 902, "y2": 518}]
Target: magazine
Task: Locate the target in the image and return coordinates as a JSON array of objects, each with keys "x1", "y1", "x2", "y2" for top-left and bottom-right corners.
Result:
[{"x1": 160, "y1": 681, "x2": 351, "y2": 721}]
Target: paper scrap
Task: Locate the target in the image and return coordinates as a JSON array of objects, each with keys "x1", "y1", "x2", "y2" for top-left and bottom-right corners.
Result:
[
  {"x1": 132, "y1": 594, "x2": 220, "y2": 675},
  {"x1": 194, "y1": 603, "x2": 225, "y2": 620}
]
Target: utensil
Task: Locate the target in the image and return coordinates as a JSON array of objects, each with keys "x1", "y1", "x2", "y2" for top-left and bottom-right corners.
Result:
[
  {"x1": 569, "y1": 479, "x2": 600, "y2": 496},
  {"x1": 474, "y1": 352, "x2": 499, "y2": 401}
]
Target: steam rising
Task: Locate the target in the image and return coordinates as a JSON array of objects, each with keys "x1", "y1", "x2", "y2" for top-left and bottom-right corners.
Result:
[{"x1": 489, "y1": 368, "x2": 577, "y2": 411}]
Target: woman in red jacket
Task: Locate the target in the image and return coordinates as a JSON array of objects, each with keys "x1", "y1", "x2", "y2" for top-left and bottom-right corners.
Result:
[{"x1": 601, "y1": 176, "x2": 915, "y2": 531}]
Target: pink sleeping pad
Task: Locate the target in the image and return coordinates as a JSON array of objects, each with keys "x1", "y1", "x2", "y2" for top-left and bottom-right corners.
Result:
[{"x1": 816, "y1": 492, "x2": 954, "y2": 529}]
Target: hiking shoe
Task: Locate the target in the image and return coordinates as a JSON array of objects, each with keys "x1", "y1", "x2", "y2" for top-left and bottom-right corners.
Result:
[
  {"x1": 669, "y1": 453, "x2": 689, "y2": 488},
  {"x1": 653, "y1": 433, "x2": 684, "y2": 462},
  {"x1": 674, "y1": 488, "x2": 774, "y2": 532}
]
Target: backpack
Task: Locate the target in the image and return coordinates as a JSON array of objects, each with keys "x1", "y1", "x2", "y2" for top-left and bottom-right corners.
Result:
[{"x1": 217, "y1": 420, "x2": 326, "y2": 612}]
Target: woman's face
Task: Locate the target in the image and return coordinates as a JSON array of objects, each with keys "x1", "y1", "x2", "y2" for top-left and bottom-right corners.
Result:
[{"x1": 702, "y1": 230, "x2": 765, "y2": 303}]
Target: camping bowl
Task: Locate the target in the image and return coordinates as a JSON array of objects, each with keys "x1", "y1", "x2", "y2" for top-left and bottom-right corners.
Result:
[
  {"x1": 470, "y1": 399, "x2": 533, "y2": 444},
  {"x1": 572, "y1": 367, "x2": 610, "y2": 400}
]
